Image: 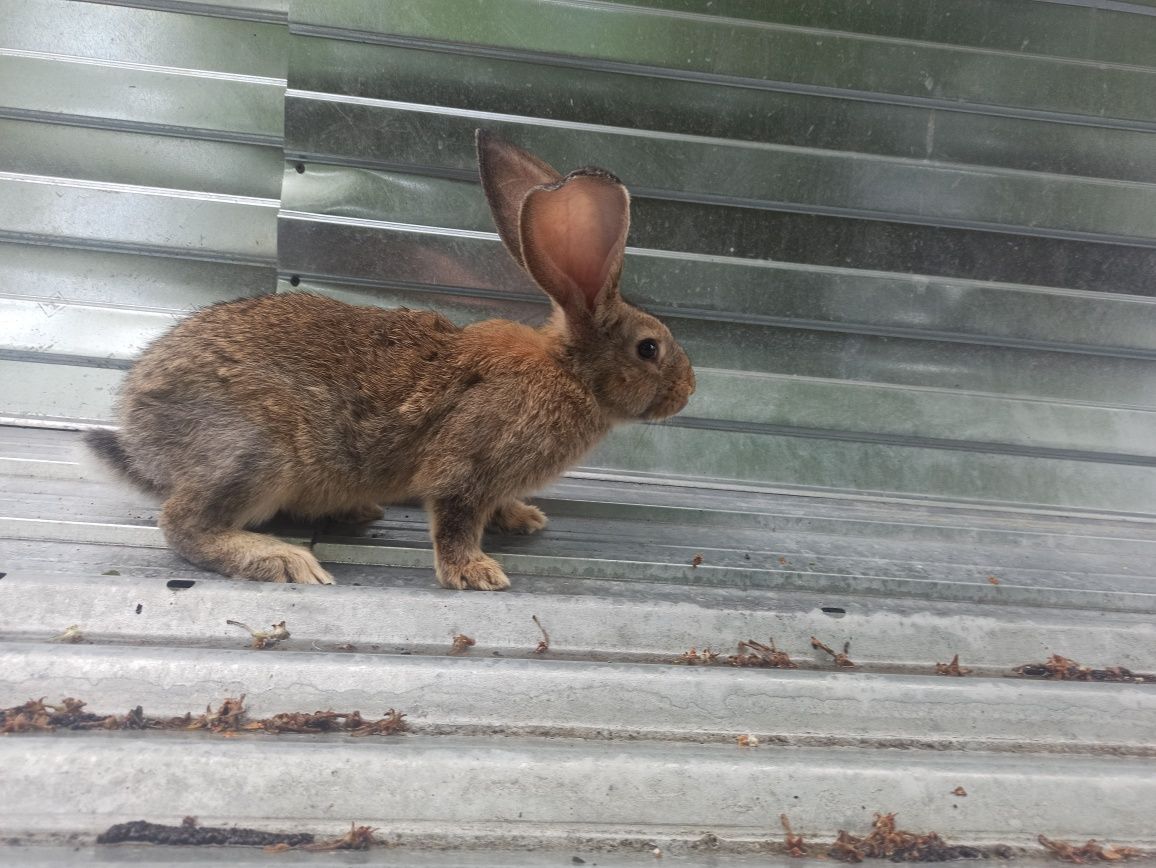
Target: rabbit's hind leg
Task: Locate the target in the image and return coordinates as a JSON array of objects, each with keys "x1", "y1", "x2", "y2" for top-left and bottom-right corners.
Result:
[
  {"x1": 487, "y1": 498, "x2": 548, "y2": 535},
  {"x1": 159, "y1": 479, "x2": 335, "y2": 586}
]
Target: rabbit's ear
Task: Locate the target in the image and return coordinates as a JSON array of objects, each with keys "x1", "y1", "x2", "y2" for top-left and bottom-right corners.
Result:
[
  {"x1": 476, "y1": 129, "x2": 562, "y2": 267},
  {"x1": 519, "y1": 168, "x2": 630, "y2": 316}
]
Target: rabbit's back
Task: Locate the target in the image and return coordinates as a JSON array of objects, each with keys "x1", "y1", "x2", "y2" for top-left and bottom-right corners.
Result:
[{"x1": 116, "y1": 293, "x2": 461, "y2": 498}]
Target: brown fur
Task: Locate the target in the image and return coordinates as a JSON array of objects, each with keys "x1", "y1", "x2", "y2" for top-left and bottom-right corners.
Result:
[{"x1": 87, "y1": 132, "x2": 695, "y2": 589}]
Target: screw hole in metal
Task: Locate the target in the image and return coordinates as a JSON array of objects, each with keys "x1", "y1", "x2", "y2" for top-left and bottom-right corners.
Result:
[
  {"x1": 294, "y1": 162, "x2": 305, "y2": 174},
  {"x1": 166, "y1": 579, "x2": 195, "y2": 590},
  {"x1": 289, "y1": 275, "x2": 301, "y2": 287}
]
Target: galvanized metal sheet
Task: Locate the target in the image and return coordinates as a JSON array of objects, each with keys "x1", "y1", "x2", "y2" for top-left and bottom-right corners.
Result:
[
  {"x1": 284, "y1": 97, "x2": 1156, "y2": 242},
  {"x1": 3, "y1": 0, "x2": 1156, "y2": 859},
  {"x1": 0, "y1": 0, "x2": 287, "y2": 78},
  {"x1": 292, "y1": 0, "x2": 1156, "y2": 123},
  {"x1": 291, "y1": 40, "x2": 1156, "y2": 184},
  {"x1": 0, "y1": 0, "x2": 284, "y2": 429},
  {"x1": 2, "y1": 735, "x2": 1153, "y2": 843}
]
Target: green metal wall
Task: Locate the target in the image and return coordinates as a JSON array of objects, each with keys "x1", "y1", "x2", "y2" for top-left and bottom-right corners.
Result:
[{"x1": 3, "y1": 0, "x2": 1155, "y2": 515}]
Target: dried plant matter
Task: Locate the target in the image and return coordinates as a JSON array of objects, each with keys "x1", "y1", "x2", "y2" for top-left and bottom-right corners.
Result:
[
  {"x1": 827, "y1": 812, "x2": 982, "y2": 863},
  {"x1": 811, "y1": 636, "x2": 856, "y2": 668},
  {"x1": 274, "y1": 822, "x2": 378, "y2": 852},
  {"x1": 677, "y1": 646, "x2": 720, "y2": 665},
  {"x1": 730, "y1": 639, "x2": 797, "y2": 669},
  {"x1": 98, "y1": 818, "x2": 313, "y2": 847},
  {"x1": 450, "y1": 633, "x2": 476, "y2": 655},
  {"x1": 737, "y1": 734, "x2": 759, "y2": 748},
  {"x1": 244, "y1": 708, "x2": 405, "y2": 737},
  {"x1": 0, "y1": 697, "x2": 131, "y2": 733},
  {"x1": 952, "y1": 787, "x2": 968, "y2": 797},
  {"x1": 781, "y1": 814, "x2": 807, "y2": 857},
  {"x1": 51, "y1": 625, "x2": 85, "y2": 644},
  {"x1": 532, "y1": 615, "x2": 550, "y2": 654},
  {"x1": 936, "y1": 655, "x2": 972, "y2": 677},
  {"x1": 226, "y1": 619, "x2": 290, "y2": 649},
  {"x1": 690, "y1": 553, "x2": 703, "y2": 568},
  {"x1": 1039, "y1": 835, "x2": 1145, "y2": 863},
  {"x1": 2, "y1": 696, "x2": 406, "y2": 738},
  {"x1": 1014, "y1": 655, "x2": 1154, "y2": 684}
]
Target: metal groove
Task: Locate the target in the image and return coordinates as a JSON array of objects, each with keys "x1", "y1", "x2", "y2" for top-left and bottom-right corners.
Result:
[
  {"x1": 0, "y1": 107, "x2": 284, "y2": 147},
  {"x1": 4, "y1": 643, "x2": 1154, "y2": 756},
  {"x1": 0, "y1": 171, "x2": 279, "y2": 208},
  {"x1": 287, "y1": 25, "x2": 1156, "y2": 134},
  {"x1": 0, "y1": 47, "x2": 285, "y2": 86},
  {"x1": 0, "y1": 234, "x2": 275, "y2": 268},
  {"x1": 278, "y1": 269, "x2": 1156, "y2": 363},
  {"x1": 660, "y1": 417, "x2": 1156, "y2": 468},
  {"x1": 92, "y1": 0, "x2": 289, "y2": 25},
  {"x1": 1036, "y1": 0, "x2": 1156, "y2": 15}
]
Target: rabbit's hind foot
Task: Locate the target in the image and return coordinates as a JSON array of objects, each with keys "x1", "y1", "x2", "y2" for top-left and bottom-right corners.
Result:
[{"x1": 488, "y1": 499, "x2": 548, "y2": 535}]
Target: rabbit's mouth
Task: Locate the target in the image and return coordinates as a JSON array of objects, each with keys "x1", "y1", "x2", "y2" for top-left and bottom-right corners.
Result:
[{"x1": 643, "y1": 387, "x2": 692, "y2": 421}]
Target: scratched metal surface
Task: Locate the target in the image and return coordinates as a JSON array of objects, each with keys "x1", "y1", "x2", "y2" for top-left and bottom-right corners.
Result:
[{"x1": 1, "y1": 0, "x2": 1155, "y2": 862}]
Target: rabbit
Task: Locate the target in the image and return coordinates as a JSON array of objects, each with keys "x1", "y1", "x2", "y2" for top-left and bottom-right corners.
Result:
[{"x1": 85, "y1": 129, "x2": 696, "y2": 590}]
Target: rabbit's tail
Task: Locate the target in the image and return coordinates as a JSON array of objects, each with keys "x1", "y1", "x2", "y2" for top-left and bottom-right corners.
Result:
[{"x1": 84, "y1": 428, "x2": 165, "y2": 496}]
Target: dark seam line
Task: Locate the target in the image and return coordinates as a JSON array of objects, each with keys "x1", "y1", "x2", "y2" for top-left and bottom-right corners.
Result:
[
  {"x1": 0, "y1": 351, "x2": 134, "y2": 371},
  {"x1": 0, "y1": 108, "x2": 284, "y2": 148},
  {"x1": 286, "y1": 26, "x2": 1156, "y2": 134},
  {"x1": 0, "y1": 233, "x2": 276, "y2": 269},
  {"x1": 657, "y1": 416, "x2": 1156, "y2": 468},
  {"x1": 271, "y1": 269, "x2": 1156, "y2": 362}
]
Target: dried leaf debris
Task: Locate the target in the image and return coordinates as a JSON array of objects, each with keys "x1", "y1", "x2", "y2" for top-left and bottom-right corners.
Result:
[
  {"x1": 1014, "y1": 655, "x2": 1154, "y2": 684},
  {"x1": 532, "y1": 615, "x2": 550, "y2": 654},
  {"x1": 1, "y1": 695, "x2": 406, "y2": 737},
  {"x1": 781, "y1": 814, "x2": 808, "y2": 857},
  {"x1": 51, "y1": 625, "x2": 85, "y2": 644},
  {"x1": 826, "y1": 812, "x2": 983, "y2": 862},
  {"x1": 1039, "y1": 835, "x2": 1146, "y2": 863},
  {"x1": 305, "y1": 822, "x2": 378, "y2": 851},
  {"x1": 677, "y1": 646, "x2": 720, "y2": 665},
  {"x1": 690, "y1": 553, "x2": 704, "y2": 568},
  {"x1": 678, "y1": 639, "x2": 796, "y2": 668},
  {"x1": 730, "y1": 639, "x2": 798, "y2": 669},
  {"x1": 811, "y1": 635, "x2": 857, "y2": 668},
  {"x1": 226, "y1": 619, "x2": 290, "y2": 649},
  {"x1": 936, "y1": 655, "x2": 972, "y2": 677},
  {"x1": 449, "y1": 633, "x2": 476, "y2": 655}
]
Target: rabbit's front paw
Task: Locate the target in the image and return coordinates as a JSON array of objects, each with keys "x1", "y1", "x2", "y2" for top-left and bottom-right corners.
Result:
[
  {"x1": 437, "y1": 554, "x2": 511, "y2": 591},
  {"x1": 489, "y1": 500, "x2": 548, "y2": 535}
]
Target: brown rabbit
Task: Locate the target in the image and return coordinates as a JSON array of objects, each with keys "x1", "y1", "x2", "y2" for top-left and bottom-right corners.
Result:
[{"x1": 86, "y1": 130, "x2": 696, "y2": 590}]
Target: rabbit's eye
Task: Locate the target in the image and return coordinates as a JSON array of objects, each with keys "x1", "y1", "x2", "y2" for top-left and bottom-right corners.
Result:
[{"x1": 637, "y1": 339, "x2": 659, "y2": 360}]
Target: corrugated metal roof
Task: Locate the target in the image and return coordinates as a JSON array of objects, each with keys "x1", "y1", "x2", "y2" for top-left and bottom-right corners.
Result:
[{"x1": 1, "y1": 0, "x2": 1155, "y2": 862}]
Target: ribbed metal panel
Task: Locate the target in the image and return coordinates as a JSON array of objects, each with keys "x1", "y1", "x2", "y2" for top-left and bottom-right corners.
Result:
[
  {"x1": 279, "y1": 0, "x2": 1156, "y2": 515},
  {"x1": 1, "y1": 0, "x2": 1155, "y2": 862},
  {"x1": 0, "y1": 0, "x2": 286, "y2": 425}
]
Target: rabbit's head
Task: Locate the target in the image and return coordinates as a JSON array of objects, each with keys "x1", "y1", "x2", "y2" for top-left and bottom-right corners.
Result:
[{"x1": 477, "y1": 130, "x2": 695, "y2": 423}]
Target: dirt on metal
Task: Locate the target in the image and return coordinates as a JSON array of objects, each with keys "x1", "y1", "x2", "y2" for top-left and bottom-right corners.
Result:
[
  {"x1": 97, "y1": 817, "x2": 313, "y2": 847},
  {"x1": 1, "y1": 696, "x2": 406, "y2": 737},
  {"x1": 1014, "y1": 655, "x2": 1155, "y2": 684}
]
